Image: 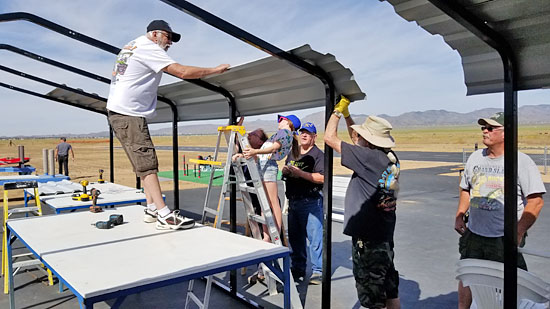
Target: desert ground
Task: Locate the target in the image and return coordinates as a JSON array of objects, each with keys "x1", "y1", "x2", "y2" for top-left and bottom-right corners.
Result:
[{"x1": 1, "y1": 124, "x2": 549, "y2": 199}]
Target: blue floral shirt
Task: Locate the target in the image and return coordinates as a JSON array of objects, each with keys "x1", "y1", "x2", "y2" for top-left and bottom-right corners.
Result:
[{"x1": 258, "y1": 129, "x2": 293, "y2": 161}]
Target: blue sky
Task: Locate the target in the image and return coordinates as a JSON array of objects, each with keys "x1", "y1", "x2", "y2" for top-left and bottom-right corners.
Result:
[{"x1": 1, "y1": 0, "x2": 548, "y2": 136}]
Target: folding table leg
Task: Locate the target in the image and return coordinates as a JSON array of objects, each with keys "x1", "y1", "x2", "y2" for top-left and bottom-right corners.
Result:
[
  {"x1": 7, "y1": 228, "x2": 16, "y2": 309},
  {"x1": 284, "y1": 255, "x2": 290, "y2": 309}
]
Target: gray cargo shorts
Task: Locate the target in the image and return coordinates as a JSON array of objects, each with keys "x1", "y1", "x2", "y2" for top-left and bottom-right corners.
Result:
[{"x1": 108, "y1": 111, "x2": 158, "y2": 177}]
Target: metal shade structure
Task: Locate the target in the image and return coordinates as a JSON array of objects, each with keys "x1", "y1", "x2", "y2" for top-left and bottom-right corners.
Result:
[
  {"x1": 386, "y1": 0, "x2": 550, "y2": 95},
  {"x1": 46, "y1": 44, "x2": 365, "y2": 123},
  {"x1": 384, "y1": 1, "x2": 550, "y2": 308}
]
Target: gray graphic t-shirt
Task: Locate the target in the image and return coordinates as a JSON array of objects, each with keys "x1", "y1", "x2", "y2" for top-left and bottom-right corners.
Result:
[{"x1": 460, "y1": 149, "x2": 546, "y2": 237}]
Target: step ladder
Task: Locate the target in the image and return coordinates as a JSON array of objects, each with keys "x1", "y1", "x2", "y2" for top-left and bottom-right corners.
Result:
[
  {"x1": 2, "y1": 181, "x2": 54, "y2": 294},
  {"x1": 185, "y1": 125, "x2": 302, "y2": 309}
]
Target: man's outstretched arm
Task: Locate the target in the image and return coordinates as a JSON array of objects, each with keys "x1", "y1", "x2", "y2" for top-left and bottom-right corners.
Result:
[{"x1": 164, "y1": 63, "x2": 229, "y2": 79}]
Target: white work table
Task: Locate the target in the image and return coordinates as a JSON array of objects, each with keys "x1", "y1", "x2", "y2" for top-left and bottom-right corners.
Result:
[
  {"x1": 25, "y1": 181, "x2": 159, "y2": 214},
  {"x1": 5, "y1": 206, "x2": 291, "y2": 308}
]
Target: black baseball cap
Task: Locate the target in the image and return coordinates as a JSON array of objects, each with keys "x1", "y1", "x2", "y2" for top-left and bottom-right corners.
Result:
[{"x1": 147, "y1": 20, "x2": 181, "y2": 42}]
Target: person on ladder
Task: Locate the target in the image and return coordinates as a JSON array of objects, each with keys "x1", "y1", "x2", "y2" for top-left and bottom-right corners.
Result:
[
  {"x1": 106, "y1": 20, "x2": 229, "y2": 230},
  {"x1": 243, "y1": 114, "x2": 301, "y2": 278},
  {"x1": 244, "y1": 114, "x2": 301, "y2": 239}
]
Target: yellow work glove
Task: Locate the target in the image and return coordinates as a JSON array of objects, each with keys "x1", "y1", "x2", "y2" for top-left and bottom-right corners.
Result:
[{"x1": 334, "y1": 95, "x2": 351, "y2": 118}]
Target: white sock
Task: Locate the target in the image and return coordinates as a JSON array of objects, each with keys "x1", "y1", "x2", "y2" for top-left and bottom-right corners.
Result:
[
  {"x1": 147, "y1": 203, "x2": 156, "y2": 211},
  {"x1": 158, "y1": 206, "x2": 171, "y2": 217}
]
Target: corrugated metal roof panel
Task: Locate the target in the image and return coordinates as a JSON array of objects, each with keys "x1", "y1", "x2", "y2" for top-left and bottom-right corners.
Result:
[
  {"x1": 154, "y1": 44, "x2": 365, "y2": 124},
  {"x1": 46, "y1": 88, "x2": 106, "y2": 111},
  {"x1": 385, "y1": 0, "x2": 550, "y2": 95},
  {"x1": 46, "y1": 44, "x2": 364, "y2": 124}
]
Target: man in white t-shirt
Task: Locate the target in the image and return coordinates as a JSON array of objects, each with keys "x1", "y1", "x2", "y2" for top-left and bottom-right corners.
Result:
[
  {"x1": 454, "y1": 112, "x2": 546, "y2": 309},
  {"x1": 107, "y1": 20, "x2": 229, "y2": 230}
]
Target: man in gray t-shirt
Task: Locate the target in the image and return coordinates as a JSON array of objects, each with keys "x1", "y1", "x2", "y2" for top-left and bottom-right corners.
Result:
[
  {"x1": 454, "y1": 112, "x2": 545, "y2": 309},
  {"x1": 55, "y1": 137, "x2": 74, "y2": 176}
]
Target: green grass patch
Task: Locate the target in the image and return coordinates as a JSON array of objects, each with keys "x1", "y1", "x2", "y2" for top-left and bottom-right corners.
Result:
[
  {"x1": 158, "y1": 168, "x2": 284, "y2": 186},
  {"x1": 158, "y1": 169, "x2": 226, "y2": 186}
]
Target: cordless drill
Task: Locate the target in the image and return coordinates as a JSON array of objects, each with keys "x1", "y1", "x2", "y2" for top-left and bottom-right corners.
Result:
[
  {"x1": 72, "y1": 180, "x2": 90, "y2": 201},
  {"x1": 98, "y1": 169, "x2": 105, "y2": 183}
]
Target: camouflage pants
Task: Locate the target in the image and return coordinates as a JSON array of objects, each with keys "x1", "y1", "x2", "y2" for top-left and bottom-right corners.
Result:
[{"x1": 352, "y1": 238, "x2": 399, "y2": 309}]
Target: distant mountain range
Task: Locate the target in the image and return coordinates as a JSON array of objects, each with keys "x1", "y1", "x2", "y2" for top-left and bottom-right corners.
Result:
[{"x1": 3, "y1": 104, "x2": 550, "y2": 138}]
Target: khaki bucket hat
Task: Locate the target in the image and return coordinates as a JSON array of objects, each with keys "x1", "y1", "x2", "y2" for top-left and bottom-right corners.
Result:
[{"x1": 351, "y1": 115, "x2": 395, "y2": 148}]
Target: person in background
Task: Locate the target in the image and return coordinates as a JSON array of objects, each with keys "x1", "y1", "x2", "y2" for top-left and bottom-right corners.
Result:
[
  {"x1": 282, "y1": 122, "x2": 324, "y2": 285},
  {"x1": 455, "y1": 112, "x2": 545, "y2": 309},
  {"x1": 106, "y1": 19, "x2": 229, "y2": 230},
  {"x1": 55, "y1": 137, "x2": 74, "y2": 176},
  {"x1": 324, "y1": 95, "x2": 401, "y2": 309}
]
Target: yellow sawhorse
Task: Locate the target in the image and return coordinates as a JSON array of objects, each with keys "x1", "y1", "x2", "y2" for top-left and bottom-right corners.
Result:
[{"x1": 2, "y1": 181, "x2": 54, "y2": 294}]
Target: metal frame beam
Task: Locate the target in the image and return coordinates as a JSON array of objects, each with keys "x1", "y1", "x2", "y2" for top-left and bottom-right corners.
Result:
[
  {"x1": 159, "y1": 1, "x2": 336, "y2": 307},
  {"x1": 427, "y1": 1, "x2": 518, "y2": 307},
  {"x1": 0, "y1": 82, "x2": 106, "y2": 116},
  {"x1": 0, "y1": 64, "x2": 107, "y2": 103}
]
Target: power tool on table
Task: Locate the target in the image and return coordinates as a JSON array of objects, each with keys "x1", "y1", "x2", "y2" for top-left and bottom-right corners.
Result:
[
  {"x1": 89, "y1": 188, "x2": 102, "y2": 213},
  {"x1": 92, "y1": 214, "x2": 123, "y2": 229},
  {"x1": 72, "y1": 180, "x2": 91, "y2": 201},
  {"x1": 98, "y1": 169, "x2": 105, "y2": 183}
]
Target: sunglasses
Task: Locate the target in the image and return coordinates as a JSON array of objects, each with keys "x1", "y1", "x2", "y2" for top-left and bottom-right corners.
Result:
[
  {"x1": 480, "y1": 126, "x2": 503, "y2": 132},
  {"x1": 156, "y1": 31, "x2": 172, "y2": 41},
  {"x1": 278, "y1": 116, "x2": 288, "y2": 123}
]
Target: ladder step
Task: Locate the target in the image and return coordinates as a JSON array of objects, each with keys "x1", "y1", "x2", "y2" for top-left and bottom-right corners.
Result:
[
  {"x1": 8, "y1": 207, "x2": 39, "y2": 214},
  {"x1": 13, "y1": 259, "x2": 43, "y2": 268},
  {"x1": 248, "y1": 214, "x2": 266, "y2": 225},
  {"x1": 224, "y1": 197, "x2": 243, "y2": 201},
  {"x1": 203, "y1": 208, "x2": 219, "y2": 216},
  {"x1": 238, "y1": 185, "x2": 257, "y2": 193}
]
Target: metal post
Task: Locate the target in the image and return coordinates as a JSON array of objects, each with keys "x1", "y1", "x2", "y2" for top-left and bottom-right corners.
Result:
[
  {"x1": 48, "y1": 149, "x2": 55, "y2": 176},
  {"x1": 545, "y1": 146, "x2": 547, "y2": 175},
  {"x1": 322, "y1": 86, "x2": 335, "y2": 309},
  {"x1": 17, "y1": 145, "x2": 24, "y2": 168},
  {"x1": 229, "y1": 102, "x2": 238, "y2": 295},
  {"x1": 42, "y1": 149, "x2": 48, "y2": 175},
  {"x1": 109, "y1": 125, "x2": 114, "y2": 182}
]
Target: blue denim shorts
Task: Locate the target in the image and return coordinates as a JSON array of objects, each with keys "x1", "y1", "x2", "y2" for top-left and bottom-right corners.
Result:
[{"x1": 258, "y1": 160, "x2": 278, "y2": 182}]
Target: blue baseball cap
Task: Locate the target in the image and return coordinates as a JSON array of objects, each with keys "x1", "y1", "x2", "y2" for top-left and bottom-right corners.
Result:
[
  {"x1": 277, "y1": 114, "x2": 301, "y2": 131},
  {"x1": 299, "y1": 122, "x2": 317, "y2": 134}
]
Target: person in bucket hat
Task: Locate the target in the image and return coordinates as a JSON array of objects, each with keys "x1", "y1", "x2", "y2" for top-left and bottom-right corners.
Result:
[
  {"x1": 106, "y1": 20, "x2": 229, "y2": 230},
  {"x1": 282, "y1": 122, "x2": 325, "y2": 284},
  {"x1": 324, "y1": 95, "x2": 401, "y2": 309},
  {"x1": 455, "y1": 111, "x2": 545, "y2": 309}
]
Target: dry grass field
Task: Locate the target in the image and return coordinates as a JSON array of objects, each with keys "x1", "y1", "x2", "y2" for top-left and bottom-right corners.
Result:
[{"x1": 1, "y1": 125, "x2": 548, "y2": 198}]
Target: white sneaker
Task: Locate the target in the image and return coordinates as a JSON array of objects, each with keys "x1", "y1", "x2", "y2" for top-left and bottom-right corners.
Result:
[
  {"x1": 144, "y1": 208, "x2": 158, "y2": 223},
  {"x1": 156, "y1": 210, "x2": 195, "y2": 230}
]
